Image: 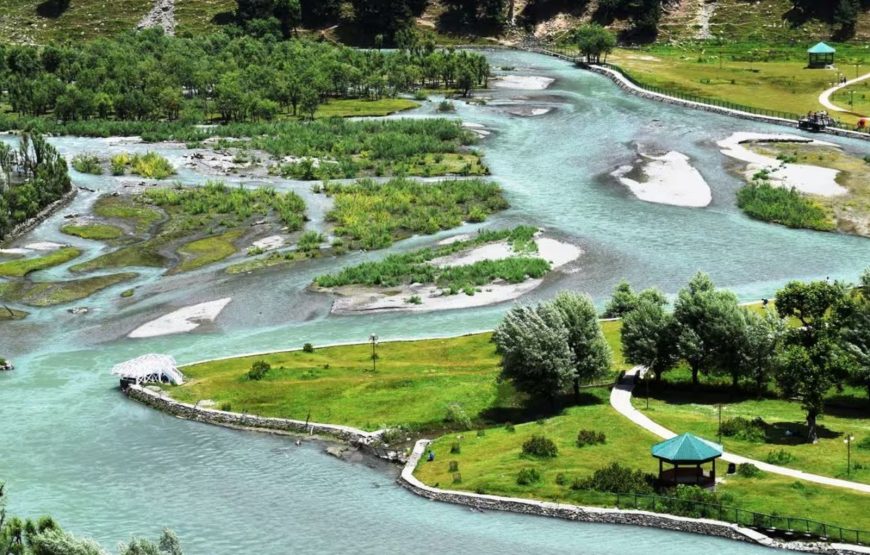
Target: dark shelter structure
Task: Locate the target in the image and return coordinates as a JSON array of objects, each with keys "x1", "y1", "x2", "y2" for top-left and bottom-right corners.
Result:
[{"x1": 652, "y1": 433, "x2": 723, "y2": 489}]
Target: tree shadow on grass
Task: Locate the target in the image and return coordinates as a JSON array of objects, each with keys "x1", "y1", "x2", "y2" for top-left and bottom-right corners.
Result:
[
  {"x1": 761, "y1": 421, "x2": 841, "y2": 445},
  {"x1": 36, "y1": 0, "x2": 70, "y2": 18},
  {"x1": 479, "y1": 390, "x2": 603, "y2": 425},
  {"x1": 210, "y1": 12, "x2": 235, "y2": 26},
  {"x1": 645, "y1": 380, "x2": 763, "y2": 406}
]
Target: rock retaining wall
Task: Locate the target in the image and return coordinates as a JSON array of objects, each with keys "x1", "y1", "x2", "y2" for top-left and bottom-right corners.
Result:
[
  {"x1": 125, "y1": 384, "x2": 380, "y2": 444},
  {"x1": 397, "y1": 440, "x2": 867, "y2": 555}
]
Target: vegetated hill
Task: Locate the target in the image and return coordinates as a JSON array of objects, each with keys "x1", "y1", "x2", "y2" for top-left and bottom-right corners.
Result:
[{"x1": 0, "y1": 0, "x2": 868, "y2": 45}]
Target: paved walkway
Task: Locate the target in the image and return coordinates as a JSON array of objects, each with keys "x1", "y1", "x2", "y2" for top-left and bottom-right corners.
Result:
[
  {"x1": 610, "y1": 366, "x2": 870, "y2": 494},
  {"x1": 819, "y1": 72, "x2": 870, "y2": 115}
]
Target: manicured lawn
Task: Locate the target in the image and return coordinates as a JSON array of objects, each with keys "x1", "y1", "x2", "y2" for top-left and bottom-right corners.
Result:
[
  {"x1": 832, "y1": 80, "x2": 870, "y2": 118},
  {"x1": 608, "y1": 44, "x2": 870, "y2": 127},
  {"x1": 61, "y1": 223, "x2": 124, "y2": 241},
  {"x1": 0, "y1": 247, "x2": 82, "y2": 278},
  {"x1": 314, "y1": 98, "x2": 420, "y2": 118},
  {"x1": 166, "y1": 322, "x2": 627, "y2": 431},
  {"x1": 632, "y1": 382, "x2": 870, "y2": 485},
  {"x1": 176, "y1": 230, "x2": 242, "y2": 272},
  {"x1": 415, "y1": 386, "x2": 870, "y2": 532}
]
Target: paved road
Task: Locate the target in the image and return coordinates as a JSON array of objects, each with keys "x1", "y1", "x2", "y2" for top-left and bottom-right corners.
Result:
[
  {"x1": 610, "y1": 366, "x2": 870, "y2": 494},
  {"x1": 819, "y1": 72, "x2": 870, "y2": 115}
]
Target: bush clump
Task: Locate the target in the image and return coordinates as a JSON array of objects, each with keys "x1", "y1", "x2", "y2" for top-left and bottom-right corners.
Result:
[
  {"x1": 736, "y1": 183, "x2": 834, "y2": 231},
  {"x1": 71, "y1": 154, "x2": 102, "y2": 175},
  {"x1": 521, "y1": 435, "x2": 558, "y2": 458},
  {"x1": 737, "y1": 463, "x2": 762, "y2": 478},
  {"x1": 857, "y1": 436, "x2": 870, "y2": 451},
  {"x1": 572, "y1": 463, "x2": 655, "y2": 494},
  {"x1": 766, "y1": 448, "x2": 796, "y2": 465},
  {"x1": 445, "y1": 403, "x2": 473, "y2": 430},
  {"x1": 247, "y1": 360, "x2": 271, "y2": 380},
  {"x1": 302, "y1": 343, "x2": 315, "y2": 353},
  {"x1": 576, "y1": 430, "x2": 606, "y2": 447},
  {"x1": 720, "y1": 417, "x2": 767, "y2": 443},
  {"x1": 450, "y1": 441, "x2": 461, "y2": 454},
  {"x1": 448, "y1": 460, "x2": 459, "y2": 472},
  {"x1": 657, "y1": 485, "x2": 734, "y2": 519},
  {"x1": 516, "y1": 467, "x2": 541, "y2": 485}
]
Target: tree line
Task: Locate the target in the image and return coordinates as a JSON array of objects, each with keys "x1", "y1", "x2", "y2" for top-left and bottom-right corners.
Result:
[
  {"x1": 492, "y1": 270, "x2": 869, "y2": 443},
  {"x1": 0, "y1": 29, "x2": 489, "y2": 124},
  {"x1": 0, "y1": 133, "x2": 72, "y2": 241}
]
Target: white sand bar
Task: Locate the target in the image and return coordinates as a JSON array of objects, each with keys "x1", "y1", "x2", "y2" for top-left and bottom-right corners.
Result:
[
  {"x1": 252, "y1": 235, "x2": 285, "y2": 251},
  {"x1": 494, "y1": 75, "x2": 555, "y2": 90},
  {"x1": 129, "y1": 298, "x2": 232, "y2": 338},
  {"x1": 612, "y1": 151, "x2": 712, "y2": 207},
  {"x1": 718, "y1": 132, "x2": 847, "y2": 197},
  {"x1": 25, "y1": 242, "x2": 68, "y2": 251}
]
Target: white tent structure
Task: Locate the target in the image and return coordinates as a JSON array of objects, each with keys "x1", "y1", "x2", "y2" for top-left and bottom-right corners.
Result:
[{"x1": 111, "y1": 354, "x2": 184, "y2": 385}]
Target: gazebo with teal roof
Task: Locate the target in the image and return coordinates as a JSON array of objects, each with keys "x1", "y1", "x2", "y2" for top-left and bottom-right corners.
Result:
[
  {"x1": 808, "y1": 42, "x2": 836, "y2": 68},
  {"x1": 652, "y1": 433, "x2": 723, "y2": 489}
]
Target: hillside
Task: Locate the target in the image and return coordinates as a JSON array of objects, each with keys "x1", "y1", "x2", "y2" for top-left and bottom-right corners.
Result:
[{"x1": 0, "y1": 0, "x2": 868, "y2": 45}]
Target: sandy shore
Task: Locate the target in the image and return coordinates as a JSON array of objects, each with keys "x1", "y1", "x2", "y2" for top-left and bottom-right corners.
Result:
[
  {"x1": 328, "y1": 235, "x2": 582, "y2": 314},
  {"x1": 718, "y1": 132, "x2": 848, "y2": 197},
  {"x1": 129, "y1": 298, "x2": 232, "y2": 338},
  {"x1": 494, "y1": 75, "x2": 555, "y2": 90},
  {"x1": 612, "y1": 151, "x2": 712, "y2": 207},
  {"x1": 252, "y1": 235, "x2": 285, "y2": 251}
]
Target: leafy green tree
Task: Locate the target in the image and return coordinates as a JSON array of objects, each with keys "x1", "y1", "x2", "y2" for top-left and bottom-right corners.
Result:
[
  {"x1": 602, "y1": 279, "x2": 666, "y2": 318},
  {"x1": 493, "y1": 303, "x2": 574, "y2": 407},
  {"x1": 840, "y1": 270, "x2": 870, "y2": 400},
  {"x1": 550, "y1": 291, "x2": 612, "y2": 401},
  {"x1": 621, "y1": 298, "x2": 680, "y2": 382},
  {"x1": 736, "y1": 308, "x2": 787, "y2": 397},
  {"x1": 574, "y1": 23, "x2": 616, "y2": 64}
]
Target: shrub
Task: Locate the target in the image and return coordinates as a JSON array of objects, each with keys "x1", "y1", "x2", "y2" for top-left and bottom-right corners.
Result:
[
  {"x1": 450, "y1": 441, "x2": 461, "y2": 454},
  {"x1": 476, "y1": 429, "x2": 486, "y2": 437},
  {"x1": 298, "y1": 231, "x2": 325, "y2": 253},
  {"x1": 120, "y1": 289, "x2": 135, "y2": 298},
  {"x1": 448, "y1": 461, "x2": 459, "y2": 472},
  {"x1": 857, "y1": 436, "x2": 870, "y2": 451},
  {"x1": 504, "y1": 422, "x2": 515, "y2": 433},
  {"x1": 247, "y1": 360, "x2": 271, "y2": 380},
  {"x1": 522, "y1": 435, "x2": 558, "y2": 458},
  {"x1": 572, "y1": 462, "x2": 655, "y2": 494},
  {"x1": 657, "y1": 485, "x2": 734, "y2": 519},
  {"x1": 736, "y1": 183, "x2": 835, "y2": 232},
  {"x1": 437, "y1": 100, "x2": 455, "y2": 113},
  {"x1": 110, "y1": 153, "x2": 131, "y2": 175},
  {"x1": 381, "y1": 427, "x2": 405, "y2": 444},
  {"x1": 452, "y1": 472, "x2": 462, "y2": 484},
  {"x1": 766, "y1": 449, "x2": 796, "y2": 465},
  {"x1": 516, "y1": 467, "x2": 541, "y2": 485},
  {"x1": 445, "y1": 403, "x2": 473, "y2": 430},
  {"x1": 219, "y1": 402, "x2": 232, "y2": 411},
  {"x1": 576, "y1": 430, "x2": 606, "y2": 447},
  {"x1": 720, "y1": 417, "x2": 767, "y2": 443},
  {"x1": 301, "y1": 343, "x2": 315, "y2": 353},
  {"x1": 555, "y1": 472, "x2": 568, "y2": 486},
  {"x1": 71, "y1": 154, "x2": 102, "y2": 175},
  {"x1": 413, "y1": 90, "x2": 428, "y2": 101},
  {"x1": 737, "y1": 463, "x2": 762, "y2": 478},
  {"x1": 405, "y1": 294, "x2": 423, "y2": 305}
]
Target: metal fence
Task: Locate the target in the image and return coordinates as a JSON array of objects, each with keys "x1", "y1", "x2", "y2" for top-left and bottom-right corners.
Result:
[{"x1": 604, "y1": 490, "x2": 870, "y2": 545}]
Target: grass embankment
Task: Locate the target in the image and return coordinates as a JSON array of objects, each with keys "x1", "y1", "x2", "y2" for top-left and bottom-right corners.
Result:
[
  {"x1": 314, "y1": 226, "x2": 548, "y2": 294},
  {"x1": 61, "y1": 223, "x2": 125, "y2": 241},
  {"x1": 313, "y1": 98, "x2": 420, "y2": 118},
  {"x1": 167, "y1": 323, "x2": 626, "y2": 432},
  {"x1": 0, "y1": 248, "x2": 81, "y2": 278},
  {"x1": 608, "y1": 43, "x2": 870, "y2": 127},
  {"x1": 323, "y1": 178, "x2": 508, "y2": 250},
  {"x1": 742, "y1": 142, "x2": 870, "y2": 236},
  {"x1": 632, "y1": 371, "x2": 870, "y2": 485},
  {"x1": 72, "y1": 183, "x2": 305, "y2": 273},
  {"x1": 0, "y1": 272, "x2": 137, "y2": 306}
]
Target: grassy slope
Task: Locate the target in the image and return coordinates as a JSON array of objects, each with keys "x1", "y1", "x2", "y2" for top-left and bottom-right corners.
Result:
[
  {"x1": 0, "y1": 0, "x2": 152, "y2": 43},
  {"x1": 0, "y1": 247, "x2": 81, "y2": 277}
]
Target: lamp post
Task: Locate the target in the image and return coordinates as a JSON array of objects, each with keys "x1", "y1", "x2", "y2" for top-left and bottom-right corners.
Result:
[
  {"x1": 717, "y1": 404, "x2": 724, "y2": 445},
  {"x1": 645, "y1": 368, "x2": 650, "y2": 410},
  {"x1": 369, "y1": 333, "x2": 378, "y2": 373},
  {"x1": 845, "y1": 434, "x2": 855, "y2": 476}
]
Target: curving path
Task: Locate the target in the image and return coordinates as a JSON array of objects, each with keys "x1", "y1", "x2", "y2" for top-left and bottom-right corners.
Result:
[
  {"x1": 611, "y1": 366, "x2": 870, "y2": 495},
  {"x1": 819, "y1": 72, "x2": 870, "y2": 115}
]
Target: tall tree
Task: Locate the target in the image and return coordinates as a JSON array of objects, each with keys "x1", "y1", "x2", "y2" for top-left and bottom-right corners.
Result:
[
  {"x1": 621, "y1": 298, "x2": 680, "y2": 382},
  {"x1": 736, "y1": 308, "x2": 787, "y2": 397},
  {"x1": 550, "y1": 291, "x2": 612, "y2": 402},
  {"x1": 573, "y1": 23, "x2": 616, "y2": 64},
  {"x1": 493, "y1": 303, "x2": 574, "y2": 407}
]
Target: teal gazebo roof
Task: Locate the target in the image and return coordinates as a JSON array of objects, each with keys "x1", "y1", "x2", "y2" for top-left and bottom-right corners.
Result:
[
  {"x1": 808, "y1": 42, "x2": 836, "y2": 54},
  {"x1": 651, "y1": 433, "x2": 723, "y2": 463}
]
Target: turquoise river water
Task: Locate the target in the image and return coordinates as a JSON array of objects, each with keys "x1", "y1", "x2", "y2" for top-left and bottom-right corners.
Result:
[{"x1": 1, "y1": 49, "x2": 867, "y2": 553}]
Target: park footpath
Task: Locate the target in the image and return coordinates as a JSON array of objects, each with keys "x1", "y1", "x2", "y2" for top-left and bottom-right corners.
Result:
[
  {"x1": 819, "y1": 72, "x2": 870, "y2": 116},
  {"x1": 610, "y1": 366, "x2": 870, "y2": 495}
]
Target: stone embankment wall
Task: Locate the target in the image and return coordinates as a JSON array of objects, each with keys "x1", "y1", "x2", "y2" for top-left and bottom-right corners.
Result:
[
  {"x1": 1, "y1": 189, "x2": 77, "y2": 246},
  {"x1": 397, "y1": 440, "x2": 866, "y2": 555},
  {"x1": 125, "y1": 384, "x2": 380, "y2": 444}
]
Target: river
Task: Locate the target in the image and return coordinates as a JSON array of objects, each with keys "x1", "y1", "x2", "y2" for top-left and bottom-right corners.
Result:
[{"x1": 1, "y1": 49, "x2": 866, "y2": 553}]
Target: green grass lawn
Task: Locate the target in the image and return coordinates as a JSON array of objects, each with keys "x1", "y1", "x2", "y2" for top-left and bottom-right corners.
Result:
[
  {"x1": 166, "y1": 322, "x2": 626, "y2": 432},
  {"x1": 415, "y1": 386, "x2": 870, "y2": 532},
  {"x1": 0, "y1": 247, "x2": 81, "y2": 278},
  {"x1": 608, "y1": 44, "x2": 869, "y2": 127},
  {"x1": 632, "y1": 378, "x2": 870, "y2": 485},
  {"x1": 60, "y1": 223, "x2": 124, "y2": 241},
  {"x1": 832, "y1": 80, "x2": 870, "y2": 118},
  {"x1": 314, "y1": 98, "x2": 420, "y2": 118}
]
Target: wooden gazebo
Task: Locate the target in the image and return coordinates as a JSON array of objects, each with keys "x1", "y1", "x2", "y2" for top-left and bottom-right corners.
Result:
[
  {"x1": 652, "y1": 433, "x2": 723, "y2": 489},
  {"x1": 808, "y1": 42, "x2": 836, "y2": 68}
]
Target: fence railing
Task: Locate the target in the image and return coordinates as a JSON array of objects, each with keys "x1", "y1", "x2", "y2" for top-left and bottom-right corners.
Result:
[
  {"x1": 593, "y1": 490, "x2": 870, "y2": 545},
  {"x1": 517, "y1": 43, "x2": 870, "y2": 134}
]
